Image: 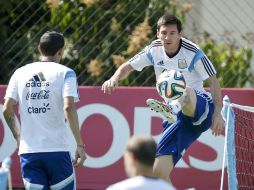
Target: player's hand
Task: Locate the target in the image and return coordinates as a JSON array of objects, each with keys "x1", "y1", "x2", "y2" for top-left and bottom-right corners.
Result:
[
  {"x1": 211, "y1": 113, "x2": 225, "y2": 136},
  {"x1": 101, "y1": 78, "x2": 118, "y2": 94},
  {"x1": 73, "y1": 146, "x2": 87, "y2": 167}
]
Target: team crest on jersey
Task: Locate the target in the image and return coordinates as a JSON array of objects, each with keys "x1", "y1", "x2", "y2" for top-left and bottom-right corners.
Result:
[{"x1": 178, "y1": 59, "x2": 187, "y2": 69}]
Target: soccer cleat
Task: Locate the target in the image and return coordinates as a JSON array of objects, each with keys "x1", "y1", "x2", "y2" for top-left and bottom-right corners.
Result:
[{"x1": 146, "y1": 98, "x2": 177, "y2": 123}]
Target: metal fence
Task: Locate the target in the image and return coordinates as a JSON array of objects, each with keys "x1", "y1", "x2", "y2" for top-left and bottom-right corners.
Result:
[
  {"x1": 0, "y1": 0, "x2": 253, "y2": 87},
  {"x1": 185, "y1": 0, "x2": 254, "y2": 47}
]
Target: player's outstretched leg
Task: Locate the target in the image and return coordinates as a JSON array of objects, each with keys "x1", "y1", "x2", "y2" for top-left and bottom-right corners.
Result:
[{"x1": 146, "y1": 98, "x2": 177, "y2": 123}]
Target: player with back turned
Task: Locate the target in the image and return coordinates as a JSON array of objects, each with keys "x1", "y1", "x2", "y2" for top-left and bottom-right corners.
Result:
[
  {"x1": 3, "y1": 31, "x2": 86, "y2": 189},
  {"x1": 102, "y1": 14, "x2": 224, "y2": 184}
]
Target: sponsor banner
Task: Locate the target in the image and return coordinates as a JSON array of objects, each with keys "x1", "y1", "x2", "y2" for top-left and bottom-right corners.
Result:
[{"x1": 0, "y1": 85, "x2": 254, "y2": 189}]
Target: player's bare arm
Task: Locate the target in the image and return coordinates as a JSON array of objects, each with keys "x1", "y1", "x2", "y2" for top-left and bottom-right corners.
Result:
[
  {"x1": 206, "y1": 75, "x2": 225, "y2": 136},
  {"x1": 64, "y1": 96, "x2": 87, "y2": 167},
  {"x1": 101, "y1": 62, "x2": 134, "y2": 94},
  {"x1": 2, "y1": 98, "x2": 20, "y2": 147}
]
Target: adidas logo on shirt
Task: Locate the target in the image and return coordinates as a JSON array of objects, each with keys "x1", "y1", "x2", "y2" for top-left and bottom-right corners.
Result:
[
  {"x1": 26, "y1": 72, "x2": 49, "y2": 87},
  {"x1": 157, "y1": 60, "x2": 164, "y2": 66}
]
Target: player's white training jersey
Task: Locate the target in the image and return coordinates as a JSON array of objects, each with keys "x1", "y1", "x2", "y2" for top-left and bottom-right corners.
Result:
[
  {"x1": 128, "y1": 37, "x2": 216, "y2": 92},
  {"x1": 4, "y1": 61, "x2": 79, "y2": 155},
  {"x1": 106, "y1": 176, "x2": 176, "y2": 190}
]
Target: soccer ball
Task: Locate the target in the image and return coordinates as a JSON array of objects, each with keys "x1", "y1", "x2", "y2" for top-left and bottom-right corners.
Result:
[{"x1": 156, "y1": 70, "x2": 186, "y2": 101}]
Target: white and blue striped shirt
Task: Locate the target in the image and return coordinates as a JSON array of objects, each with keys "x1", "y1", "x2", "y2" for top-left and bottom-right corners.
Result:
[{"x1": 128, "y1": 37, "x2": 216, "y2": 92}]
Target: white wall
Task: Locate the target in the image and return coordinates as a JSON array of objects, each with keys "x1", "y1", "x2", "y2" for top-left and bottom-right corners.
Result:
[{"x1": 184, "y1": 0, "x2": 254, "y2": 48}]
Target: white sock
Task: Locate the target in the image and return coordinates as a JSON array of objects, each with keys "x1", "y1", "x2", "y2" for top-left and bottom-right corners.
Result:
[{"x1": 167, "y1": 100, "x2": 182, "y2": 114}]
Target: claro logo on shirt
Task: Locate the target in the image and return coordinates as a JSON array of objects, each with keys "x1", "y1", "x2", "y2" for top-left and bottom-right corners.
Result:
[
  {"x1": 28, "y1": 103, "x2": 51, "y2": 114},
  {"x1": 26, "y1": 72, "x2": 49, "y2": 87}
]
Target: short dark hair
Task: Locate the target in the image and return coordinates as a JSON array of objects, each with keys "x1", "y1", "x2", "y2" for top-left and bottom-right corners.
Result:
[
  {"x1": 126, "y1": 136, "x2": 157, "y2": 166},
  {"x1": 39, "y1": 31, "x2": 65, "y2": 56},
  {"x1": 157, "y1": 14, "x2": 182, "y2": 32}
]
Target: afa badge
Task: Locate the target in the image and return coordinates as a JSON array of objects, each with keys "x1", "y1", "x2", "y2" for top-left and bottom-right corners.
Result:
[{"x1": 178, "y1": 59, "x2": 187, "y2": 69}]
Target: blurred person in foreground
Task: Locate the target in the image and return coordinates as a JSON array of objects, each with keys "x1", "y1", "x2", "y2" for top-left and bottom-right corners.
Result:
[
  {"x1": 3, "y1": 31, "x2": 86, "y2": 190},
  {"x1": 102, "y1": 14, "x2": 224, "y2": 184},
  {"x1": 106, "y1": 135, "x2": 176, "y2": 190},
  {"x1": 0, "y1": 157, "x2": 12, "y2": 190}
]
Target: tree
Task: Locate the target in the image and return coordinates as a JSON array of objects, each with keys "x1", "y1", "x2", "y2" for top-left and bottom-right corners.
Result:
[{"x1": 0, "y1": 0, "x2": 252, "y2": 87}]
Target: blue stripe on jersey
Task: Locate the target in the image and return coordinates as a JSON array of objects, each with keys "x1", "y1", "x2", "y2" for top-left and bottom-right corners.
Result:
[
  {"x1": 145, "y1": 46, "x2": 154, "y2": 65},
  {"x1": 64, "y1": 70, "x2": 76, "y2": 81},
  {"x1": 188, "y1": 50, "x2": 205, "y2": 72}
]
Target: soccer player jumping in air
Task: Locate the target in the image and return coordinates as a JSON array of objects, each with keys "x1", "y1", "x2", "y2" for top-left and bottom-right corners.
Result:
[{"x1": 102, "y1": 14, "x2": 225, "y2": 184}]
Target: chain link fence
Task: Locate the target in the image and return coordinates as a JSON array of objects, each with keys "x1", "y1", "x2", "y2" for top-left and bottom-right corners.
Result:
[{"x1": 0, "y1": 0, "x2": 253, "y2": 87}]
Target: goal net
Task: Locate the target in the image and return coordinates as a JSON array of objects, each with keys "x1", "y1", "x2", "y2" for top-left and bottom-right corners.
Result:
[{"x1": 221, "y1": 95, "x2": 254, "y2": 190}]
